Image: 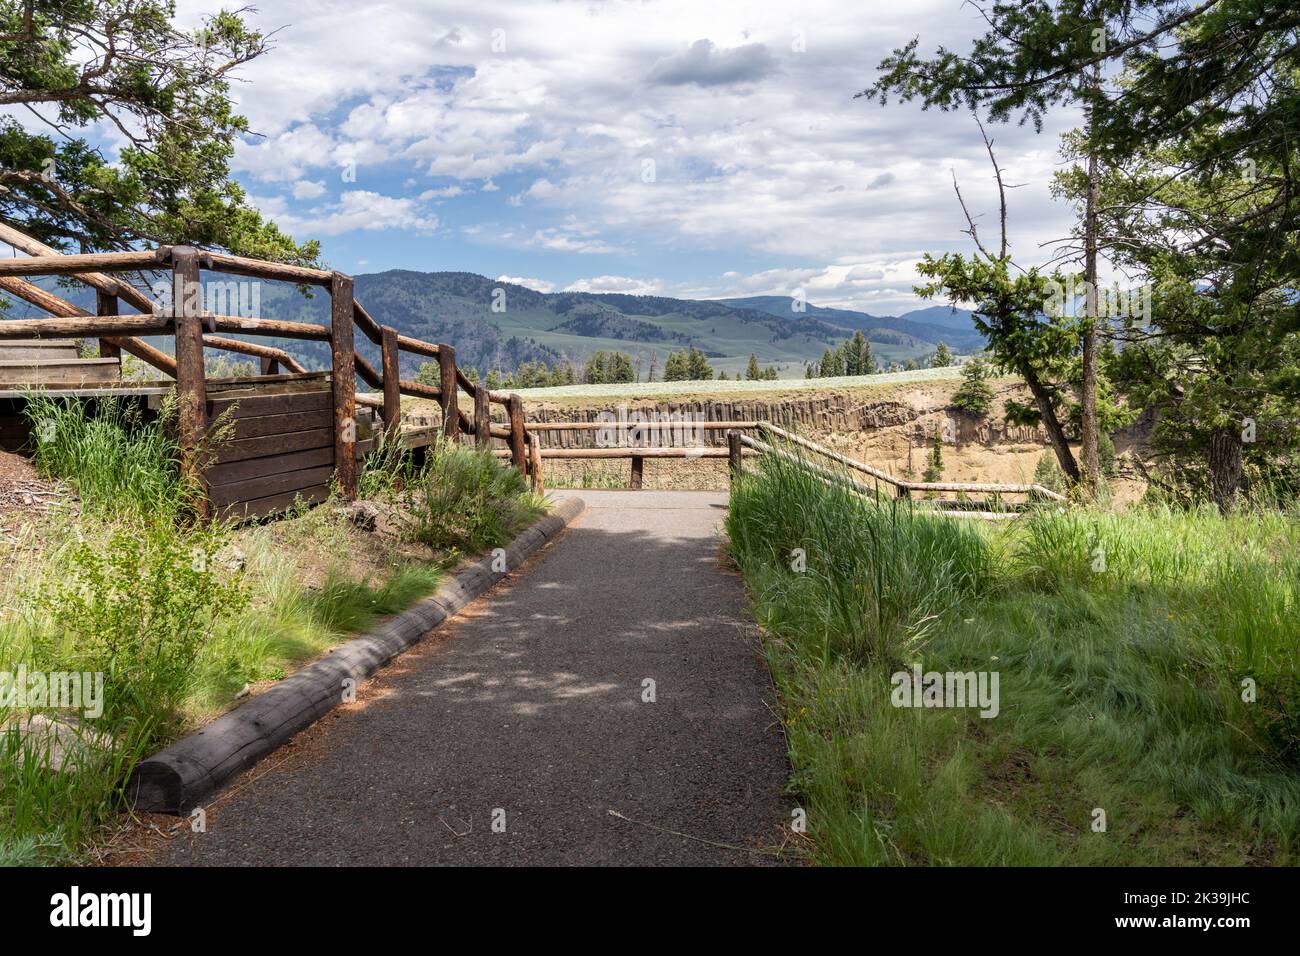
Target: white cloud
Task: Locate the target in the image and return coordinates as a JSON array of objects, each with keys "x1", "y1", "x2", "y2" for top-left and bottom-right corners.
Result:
[
  {"x1": 530, "y1": 225, "x2": 622, "y2": 255},
  {"x1": 291, "y1": 180, "x2": 327, "y2": 200},
  {"x1": 419, "y1": 186, "x2": 464, "y2": 200},
  {"x1": 563, "y1": 276, "x2": 664, "y2": 295},
  {"x1": 180, "y1": 0, "x2": 1091, "y2": 303},
  {"x1": 257, "y1": 190, "x2": 439, "y2": 237},
  {"x1": 497, "y1": 275, "x2": 556, "y2": 293}
]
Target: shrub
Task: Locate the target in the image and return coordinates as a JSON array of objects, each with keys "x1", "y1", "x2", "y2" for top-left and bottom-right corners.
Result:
[
  {"x1": 398, "y1": 439, "x2": 544, "y2": 553},
  {"x1": 1033, "y1": 450, "x2": 1067, "y2": 494},
  {"x1": 922, "y1": 425, "x2": 944, "y2": 483},
  {"x1": 35, "y1": 523, "x2": 249, "y2": 744}
]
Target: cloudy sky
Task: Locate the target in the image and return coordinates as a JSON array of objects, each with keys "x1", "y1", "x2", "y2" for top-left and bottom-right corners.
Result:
[{"x1": 179, "y1": 0, "x2": 1085, "y2": 315}]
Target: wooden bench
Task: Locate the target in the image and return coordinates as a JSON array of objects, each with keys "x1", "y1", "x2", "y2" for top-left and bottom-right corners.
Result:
[{"x1": 0, "y1": 339, "x2": 121, "y2": 387}]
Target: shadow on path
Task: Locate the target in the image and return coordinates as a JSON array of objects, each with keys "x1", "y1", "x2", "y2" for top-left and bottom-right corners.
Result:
[{"x1": 152, "y1": 490, "x2": 794, "y2": 866}]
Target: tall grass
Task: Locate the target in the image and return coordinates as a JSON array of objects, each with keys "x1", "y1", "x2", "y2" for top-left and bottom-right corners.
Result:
[
  {"x1": 726, "y1": 450, "x2": 992, "y2": 666},
  {"x1": 728, "y1": 448, "x2": 1300, "y2": 865},
  {"x1": 185, "y1": 543, "x2": 442, "y2": 717},
  {"x1": 22, "y1": 393, "x2": 193, "y2": 520}
]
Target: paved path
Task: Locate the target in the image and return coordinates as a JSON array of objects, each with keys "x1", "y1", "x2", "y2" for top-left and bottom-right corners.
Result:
[{"x1": 153, "y1": 491, "x2": 792, "y2": 866}]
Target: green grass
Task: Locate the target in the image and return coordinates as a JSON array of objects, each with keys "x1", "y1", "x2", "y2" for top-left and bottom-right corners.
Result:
[
  {"x1": 1, "y1": 420, "x2": 545, "y2": 864},
  {"x1": 727, "y1": 447, "x2": 1300, "y2": 865}
]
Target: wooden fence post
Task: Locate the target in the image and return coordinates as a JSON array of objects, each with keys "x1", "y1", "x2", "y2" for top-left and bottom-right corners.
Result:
[
  {"x1": 259, "y1": 355, "x2": 280, "y2": 375},
  {"x1": 330, "y1": 272, "x2": 358, "y2": 500},
  {"x1": 474, "y1": 385, "x2": 491, "y2": 450},
  {"x1": 95, "y1": 290, "x2": 120, "y2": 360},
  {"x1": 171, "y1": 247, "x2": 209, "y2": 517},
  {"x1": 381, "y1": 325, "x2": 401, "y2": 444},
  {"x1": 728, "y1": 430, "x2": 742, "y2": 482},
  {"x1": 528, "y1": 434, "x2": 544, "y2": 495},
  {"x1": 438, "y1": 344, "x2": 459, "y2": 439},
  {"x1": 508, "y1": 394, "x2": 527, "y2": 474},
  {"x1": 630, "y1": 455, "x2": 644, "y2": 490}
]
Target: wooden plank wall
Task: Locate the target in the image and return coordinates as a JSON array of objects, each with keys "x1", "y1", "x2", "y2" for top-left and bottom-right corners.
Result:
[
  {"x1": 0, "y1": 393, "x2": 163, "y2": 453},
  {"x1": 204, "y1": 373, "x2": 374, "y2": 521}
]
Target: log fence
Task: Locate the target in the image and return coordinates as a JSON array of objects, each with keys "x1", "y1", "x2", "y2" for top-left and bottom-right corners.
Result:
[
  {"x1": 522, "y1": 417, "x2": 1066, "y2": 514},
  {"x1": 0, "y1": 229, "x2": 543, "y2": 515}
]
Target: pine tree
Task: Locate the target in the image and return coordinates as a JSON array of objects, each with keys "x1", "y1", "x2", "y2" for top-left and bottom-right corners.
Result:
[
  {"x1": 842, "y1": 330, "x2": 874, "y2": 376},
  {"x1": 663, "y1": 350, "x2": 687, "y2": 382},
  {"x1": 745, "y1": 353, "x2": 761, "y2": 380},
  {"x1": 583, "y1": 352, "x2": 607, "y2": 385},
  {"x1": 932, "y1": 341, "x2": 952, "y2": 367},
  {"x1": 819, "y1": 349, "x2": 836, "y2": 378},
  {"x1": 616, "y1": 352, "x2": 636, "y2": 383},
  {"x1": 859, "y1": 334, "x2": 875, "y2": 375},
  {"x1": 951, "y1": 357, "x2": 995, "y2": 416},
  {"x1": 923, "y1": 424, "x2": 944, "y2": 483},
  {"x1": 687, "y1": 347, "x2": 713, "y2": 380}
]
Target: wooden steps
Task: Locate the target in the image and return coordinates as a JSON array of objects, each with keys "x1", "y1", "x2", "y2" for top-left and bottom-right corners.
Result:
[
  {"x1": 0, "y1": 358, "x2": 121, "y2": 386},
  {"x1": 0, "y1": 338, "x2": 122, "y2": 387}
]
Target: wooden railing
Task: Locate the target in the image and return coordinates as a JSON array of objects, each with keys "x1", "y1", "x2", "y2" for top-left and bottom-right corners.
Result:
[
  {"x1": 520, "y1": 417, "x2": 1066, "y2": 514},
  {"x1": 0, "y1": 228, "x2": 543, "y2": 507},
  {"x1": 492, "y1": 420, "x2": 758, "y2": 489},
  {"x1": 735, "y1": 423, "x2": 1066, "y2": 517}
]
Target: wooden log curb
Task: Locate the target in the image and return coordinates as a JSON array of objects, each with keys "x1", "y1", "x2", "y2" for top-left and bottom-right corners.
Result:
[{"x1": 125, "y1": 496, "x2": 587, "y2": 814}]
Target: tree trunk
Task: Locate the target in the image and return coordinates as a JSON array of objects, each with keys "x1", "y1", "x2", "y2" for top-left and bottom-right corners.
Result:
[
  {"x1": 1022, "y1": 363, "x2": 1082, "y2": 485},
  {"x1": 1208, "y1": 427, "x2": 1243, "y2": 512},
  {"x1": 1079, "y1": 61, "x2": 1103, "y2": 498}
]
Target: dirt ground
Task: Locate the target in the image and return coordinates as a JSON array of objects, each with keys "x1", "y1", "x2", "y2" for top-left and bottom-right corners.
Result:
[{"x1": 0, "y1": 450, "x2": 77, "y2": 563}]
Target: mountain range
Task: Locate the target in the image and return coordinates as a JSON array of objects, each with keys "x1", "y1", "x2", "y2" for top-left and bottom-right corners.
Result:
[{"x1": 3, "y1": 270, "x2": 984, "y2": 380}]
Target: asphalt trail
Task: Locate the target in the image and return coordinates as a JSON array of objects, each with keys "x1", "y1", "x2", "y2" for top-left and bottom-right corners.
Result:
[{"x1": 152, "y1": 490, "x2": 793, "y2": 866}]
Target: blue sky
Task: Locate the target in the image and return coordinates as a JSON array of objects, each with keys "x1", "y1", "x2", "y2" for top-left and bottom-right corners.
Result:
[{"x1": 171, "y1": 0, "x2": 1087, "y2": 315}]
